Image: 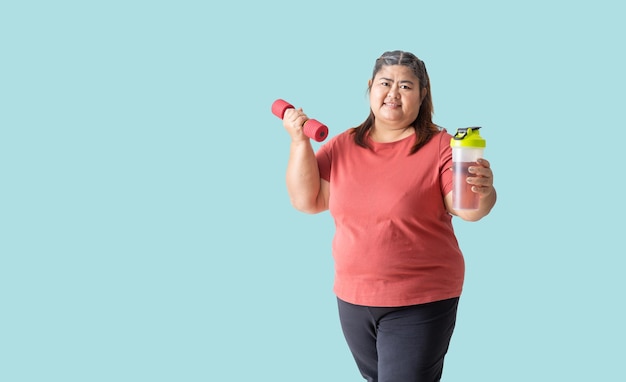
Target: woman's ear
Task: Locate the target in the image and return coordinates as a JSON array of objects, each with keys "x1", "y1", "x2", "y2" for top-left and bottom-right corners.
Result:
[
  {"x1": 368, "y1": 79, "x2": 372, "y2": 88},
  {"x1": 421, "y1": 88, "x2": 428, "y2": 102}
]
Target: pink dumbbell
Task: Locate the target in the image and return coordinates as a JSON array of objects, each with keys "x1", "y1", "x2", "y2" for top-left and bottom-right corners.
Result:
[{"x1": 271, "y1": 99, "x2": 328, "y2": 142}]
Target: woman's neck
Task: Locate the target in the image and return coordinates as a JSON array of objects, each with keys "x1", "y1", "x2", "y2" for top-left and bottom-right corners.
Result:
[{"x1": 369, "y1": 125, "x2": 415, "y2": 143}]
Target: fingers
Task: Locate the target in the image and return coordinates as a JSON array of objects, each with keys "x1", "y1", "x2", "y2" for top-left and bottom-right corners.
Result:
[
  {"x1": 283, "y1": 108, "x2": 309, "y2": 131},
  {"x1": 467, "y1": 158, "x2": 494, "y2": 195},
  {"x1": 468, "y1": 159, "x2": 492, "y2": 178},
  {"x1": 476, "y1": 158, "x2": 490, "y2": 168}
]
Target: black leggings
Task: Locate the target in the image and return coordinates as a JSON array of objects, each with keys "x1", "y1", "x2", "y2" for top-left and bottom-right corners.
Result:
[{"x1": 337, "y1": 297, "x2": 459, "y2": 382}]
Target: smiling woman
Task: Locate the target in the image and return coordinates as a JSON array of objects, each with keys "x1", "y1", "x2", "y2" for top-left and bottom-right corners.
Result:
[
  {"x1": 354, "y1": 51, "x2": 436, "y2": 154},
  {"x1": 367, "y1": 65, "x2": 425, "y2": 141},
  {"x1": 280, "y1": 50, "x2": 497, "y2": 381}
]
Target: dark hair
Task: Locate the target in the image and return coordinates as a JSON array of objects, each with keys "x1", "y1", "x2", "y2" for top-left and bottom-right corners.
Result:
[{"x1": 352, "y1": 50, "x2": 439, "y2": 154}]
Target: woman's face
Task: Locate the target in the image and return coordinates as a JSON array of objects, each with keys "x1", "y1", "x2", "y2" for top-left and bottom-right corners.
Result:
[{"x1": 369, "y1": 65, "x2": 425, "y2": 129}]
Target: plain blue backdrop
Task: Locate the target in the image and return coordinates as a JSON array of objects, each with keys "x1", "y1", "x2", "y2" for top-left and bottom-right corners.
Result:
[{"x1": 2, "y1": 1, "x2": 624, "y2": 381}]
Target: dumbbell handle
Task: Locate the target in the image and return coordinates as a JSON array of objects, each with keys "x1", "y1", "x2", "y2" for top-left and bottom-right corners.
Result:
[{"x1": 271, "y1": 99, "x2": 328, "y2": 142}]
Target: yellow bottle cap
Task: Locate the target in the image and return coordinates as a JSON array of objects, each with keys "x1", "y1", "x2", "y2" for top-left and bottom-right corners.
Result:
[{"x1": 450, "y1": 127, "x2": 486, "y2": 148}]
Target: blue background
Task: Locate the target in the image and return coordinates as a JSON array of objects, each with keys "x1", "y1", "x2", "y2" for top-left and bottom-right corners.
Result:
[{"x1": 2, "y1": 0, "x2": 624, "y2": 380}]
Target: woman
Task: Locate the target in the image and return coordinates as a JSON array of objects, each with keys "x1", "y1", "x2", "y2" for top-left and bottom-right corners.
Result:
[{"x1": 282, "y1": 50, "x2": 496, "y2": 382}]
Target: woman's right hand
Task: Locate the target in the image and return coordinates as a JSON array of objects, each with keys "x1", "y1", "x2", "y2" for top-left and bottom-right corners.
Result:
[{"x1": 282, "y1": 107, "x2": 310, "y2": 142}]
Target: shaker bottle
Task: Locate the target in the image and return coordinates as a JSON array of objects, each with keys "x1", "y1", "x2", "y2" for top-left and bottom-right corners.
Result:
[{"x1": 450, "y1": 127, "x2": 486, "y2": 210}]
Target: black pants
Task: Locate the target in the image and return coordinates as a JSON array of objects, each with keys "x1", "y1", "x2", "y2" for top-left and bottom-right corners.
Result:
[{"x1": 337, "y1": 297, "x2": 459, "y2": 382}]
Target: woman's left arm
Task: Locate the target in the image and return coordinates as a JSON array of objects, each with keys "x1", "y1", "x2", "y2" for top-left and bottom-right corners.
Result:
[{"x1": 445, "y1": 158, "x2": 497, "y2": 221}]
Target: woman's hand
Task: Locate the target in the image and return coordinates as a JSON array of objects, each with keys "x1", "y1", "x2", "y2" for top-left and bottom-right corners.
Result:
[
  {"x1": 445, "y1": 158, "x2": 497, "y2": 221},
  {"x1": 282, "y1": 107, "x2": 310, "y2": 142},
  {"x1": 467, "y1": 158, "x2": 494, "y2": 198}
]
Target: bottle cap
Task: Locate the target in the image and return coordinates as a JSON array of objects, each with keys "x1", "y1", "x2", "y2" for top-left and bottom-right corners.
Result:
[{"x1": 450, "y1": 127, "x2": 486, "y2": 148}]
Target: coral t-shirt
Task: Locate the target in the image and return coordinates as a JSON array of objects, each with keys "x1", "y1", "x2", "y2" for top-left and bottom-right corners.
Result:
[{"x1": 316, "y1": 128, "x2": 464, "y2": 307}]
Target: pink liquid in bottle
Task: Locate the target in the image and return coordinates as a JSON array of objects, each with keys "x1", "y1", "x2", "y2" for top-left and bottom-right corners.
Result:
[{"x1": 452, "y1": 161, "x2": 479, "y2": 210}]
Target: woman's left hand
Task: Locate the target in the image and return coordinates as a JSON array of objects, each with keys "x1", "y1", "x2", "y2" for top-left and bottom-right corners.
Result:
[{"x1": 467, "y1": 158, "x2": 494, "y2": 198}]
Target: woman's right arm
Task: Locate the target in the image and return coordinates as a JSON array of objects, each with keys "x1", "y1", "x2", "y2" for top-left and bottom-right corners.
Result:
[{"x1": 283, "y1": 108, "x2": 329, "y2": 214}]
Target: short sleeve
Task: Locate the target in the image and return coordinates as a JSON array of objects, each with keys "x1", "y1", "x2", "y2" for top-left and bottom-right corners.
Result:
[{"x1": 439, "y1": 130, "x2": 454, "y2": 196}]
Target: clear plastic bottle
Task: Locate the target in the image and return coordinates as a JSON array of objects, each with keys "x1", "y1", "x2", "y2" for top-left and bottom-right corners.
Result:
[{"x1": 450, "y1": 127, "x2": 486, "y2": 210}]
